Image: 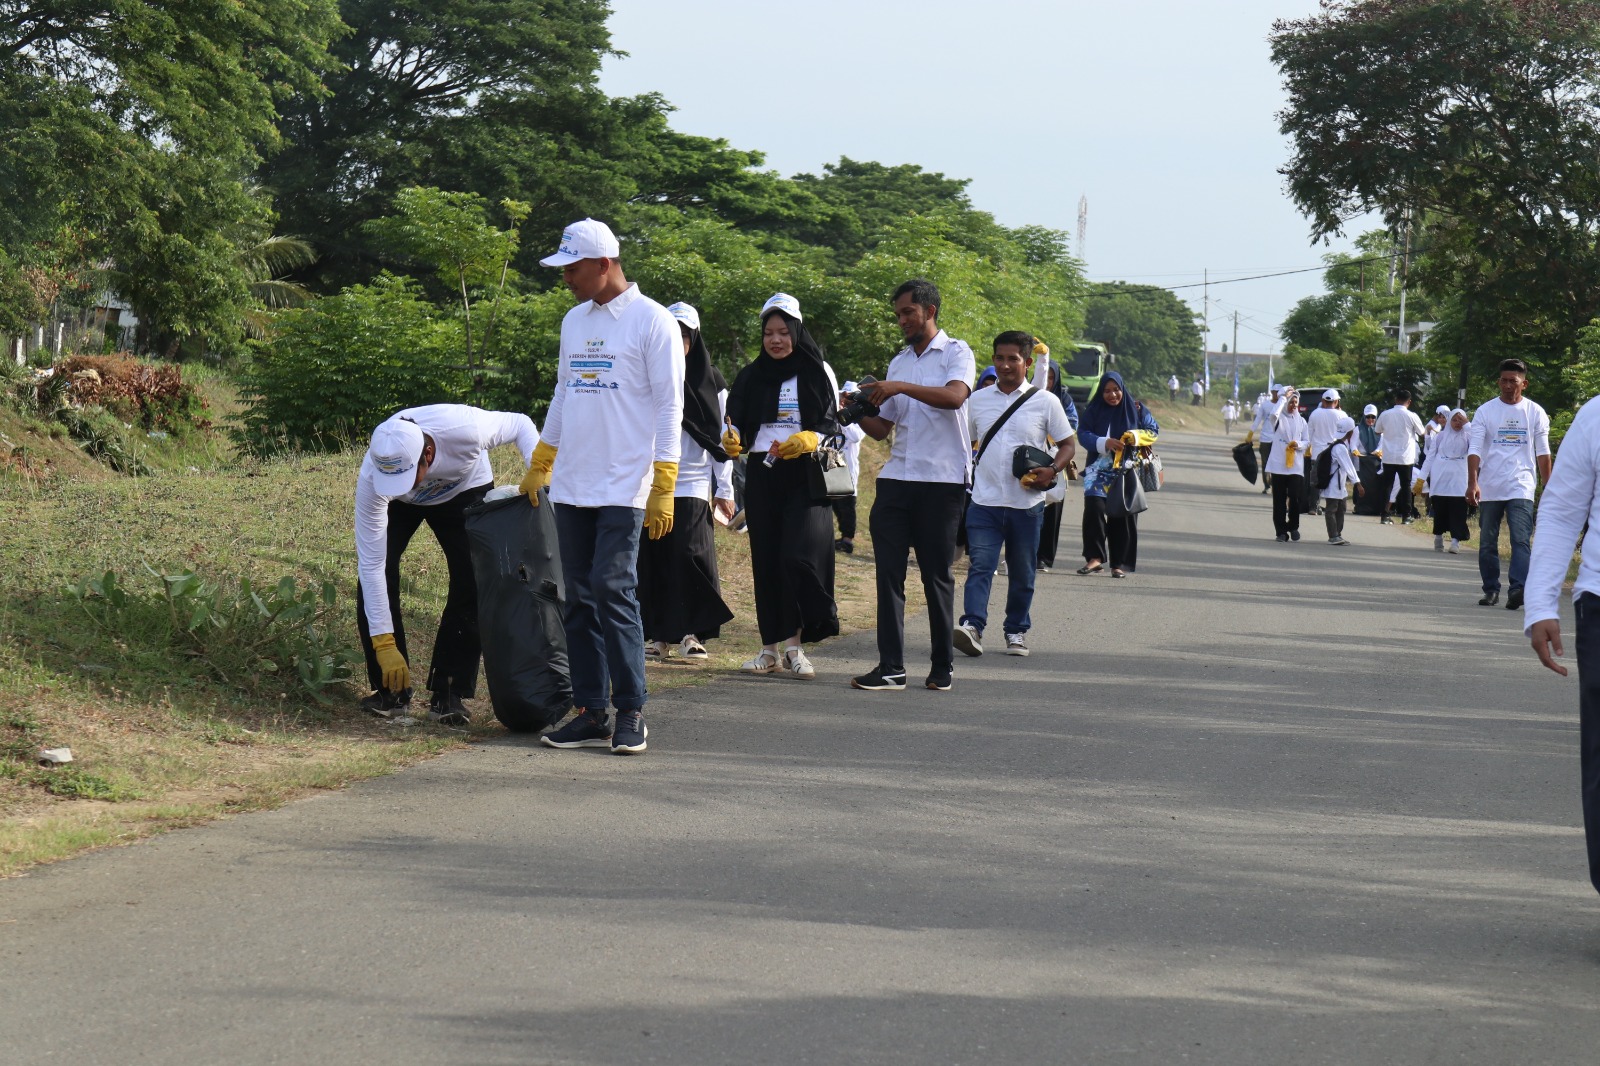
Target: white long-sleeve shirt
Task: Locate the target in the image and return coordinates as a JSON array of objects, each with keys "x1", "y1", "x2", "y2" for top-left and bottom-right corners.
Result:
[
  {"x1": 1375, "y1": 404, "x2": 1426, "y2": 465},
  {"x1": 1266, "y1": 396, "x2": 1309, "y2": 475},
  {"x1": 1525, "y1": 396, "x2": 1600, "y2": 632},
  {"x1": 540, "y1": 283, "x2": 684, "y2": 508},
  {"x1": 1251, "y1": 397, "x2": 1280, "y2": 445},
  {"x1": 1319, "y1": 441, "x2": 1359, "y2": 499},
  {"x1": 676, "y1": 389, "x2": 734, "y2": 502},
  {"x1": 1306, "y1": 406, "x2": 1344, "y2": 454},
  {"x1": 356, "y1": 405, "x2": 540, "y2": 634}
]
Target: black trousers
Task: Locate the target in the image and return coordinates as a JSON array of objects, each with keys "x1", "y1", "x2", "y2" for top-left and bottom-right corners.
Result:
[
  {"x1": 1038, "y1": 500, "x2": 1065, "y2": 569},
  {"x1": 1577, "y1": 593, "x2": 1600, "y2": 895},
  {"x1": 1271, "y1": 474, "x2": 1304, "y2": 536},
  {"x1": 355, "y1": 482, "x2": 490, "y2": 700},
  {"x1": 1432, "y1": 496, "x2": 1471, "y2": 541},
  {"x1": 1081, "y1": 495, "x2": 1138, "y2": 571},
  {"x1": 832, "y1": 494, "x2": 857, "y2": 539},
  {"x1": 745, "y1": 457, "x2": 839, "y2": 646},
  {"x1": 870, "y1": 478, "x2": 965, "y2": 674},
  {"x1": 636, "y1": 496, "x2": 733, "y2": 643},
  {"x1": 1379, "y1": 463, "x2": 1415, "y2": 519}
]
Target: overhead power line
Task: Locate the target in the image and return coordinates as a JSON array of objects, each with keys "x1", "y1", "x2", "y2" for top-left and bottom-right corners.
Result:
[{"x1": 1083, "y1": 249, "x2": 1411, "y2": 299}]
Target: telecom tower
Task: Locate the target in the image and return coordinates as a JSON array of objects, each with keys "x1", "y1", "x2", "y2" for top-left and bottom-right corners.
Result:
[{"x1": 1077, "y1": 196, "x2": 1088, "y2": 264}]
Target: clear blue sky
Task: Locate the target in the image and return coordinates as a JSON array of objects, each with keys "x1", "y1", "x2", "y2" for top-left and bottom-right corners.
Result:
[{"x1": 599, "y1": 0, "x2": 1375, "y2": 355}]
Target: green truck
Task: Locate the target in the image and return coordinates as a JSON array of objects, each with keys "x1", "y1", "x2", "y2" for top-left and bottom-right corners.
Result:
[{"x1": 1055, "y1": 341, "x2": 1111, "y2": 404}]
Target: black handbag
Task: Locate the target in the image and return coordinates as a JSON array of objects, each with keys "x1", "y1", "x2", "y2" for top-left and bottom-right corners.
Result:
[
  {"x1": 1138, "y1": 455, "x2": 1162, "y2": 493},
  {"x1": 1011, "y1": 444, "x2": 1056, "y2": 479},
  {"x1": 1104, "y1": 462, "x2": 1148, "y2": 518},
  {"x1": 807, "y1": 434, "x2": 854, "y2": 501}
]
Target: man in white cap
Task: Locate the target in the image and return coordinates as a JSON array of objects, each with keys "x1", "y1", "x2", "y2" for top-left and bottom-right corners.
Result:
[
  {"x1": 356, "y1": 404, "x2": 541, "y2": 723},
  {"x1": 1305, "y1": 388, "x2": 1343, "y2": 513},
  {"x1": 525, "y1": 218, "x2": 684, "y2": 755}
]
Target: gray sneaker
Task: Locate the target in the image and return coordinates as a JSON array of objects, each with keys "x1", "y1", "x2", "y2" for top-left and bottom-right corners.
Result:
[
  {"x1": 953, "y1": 623, "x2": 984, "y2": 657},
  {"x1": 1005, "y1": 633, "x2": 1029, "y2": 656}
]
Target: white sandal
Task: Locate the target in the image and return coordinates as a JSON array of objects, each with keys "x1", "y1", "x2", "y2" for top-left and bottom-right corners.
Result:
[
  {"x1": 741, "y1": 649, "x2": 780, "y2": 675},
  {"x1": 783, "y1": 646, "x2": 815, "y2": 679}
]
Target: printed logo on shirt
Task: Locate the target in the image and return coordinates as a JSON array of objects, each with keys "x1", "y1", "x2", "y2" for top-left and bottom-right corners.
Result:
[
  {"x1": 410, "y1": 477, "x2": 462, "y2": 505},
  {"x1": 1493, "y1": 418, "x2": 1529, "y2": 447},
  {"x1": 566, "y1": 343, "x2": 620, "y2": 391}
]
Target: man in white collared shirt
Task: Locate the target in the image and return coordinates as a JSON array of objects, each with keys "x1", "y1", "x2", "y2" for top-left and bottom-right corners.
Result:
[
  {"x1": 852, "y1": 278, "x2": 977, "y2": 692},
  {"x1": 524, "y1": 218, "x2": 685, "y2": 756},
  {"x1": 1374, "y1": 388, "x2": 1426, "y2": 524},
  {"x1": 1249, "y1": 384, "x2": 1283, "y2": 494}
]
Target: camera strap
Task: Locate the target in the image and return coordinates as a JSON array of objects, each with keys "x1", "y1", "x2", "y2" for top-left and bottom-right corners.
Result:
[{"x1": 973, "y1": 387, "x2": 1041, "y2": 473}]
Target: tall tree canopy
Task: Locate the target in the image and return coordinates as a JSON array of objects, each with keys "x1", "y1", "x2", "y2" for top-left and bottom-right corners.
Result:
[
  {"x1": 1272, "y1": 0, "x2": 1600, "y2": 403},
  {"x1": 1081, "y1": 283, "x2": 1202, "y2": 387}
]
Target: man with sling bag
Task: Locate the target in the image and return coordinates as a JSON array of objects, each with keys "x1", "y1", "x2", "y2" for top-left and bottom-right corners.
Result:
[{"x1": 954, "y1": 332, "x2": 1076, "y2": 658}]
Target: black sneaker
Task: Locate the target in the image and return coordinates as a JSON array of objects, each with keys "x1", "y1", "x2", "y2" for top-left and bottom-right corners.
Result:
[
  {"x1": 427, "y1": 694, "x2": 471, "y2": 726},
  {"x1": 1276, "y1": 533, "x2": 1289, "y2": 542},
  {"x1": 540, "y1": 708, "x2": 613, "y2": 749},
  {"x1": 1506, "y1": 588, "x2": 1524, "y2": 610},
  {"x1": 1380, "y1": 516, "x2": 1394, "y2": 525},
  {"x1": 359, "y1": 689, "x2": 412, "y2": 718},
  {"x1": 1289, "y1": 530, "x2": 1301, "y2": 542},
  {"x1": 925, "y1": 668, "x2": 953, "y2": 691},
  {"x1": 835, "y1": 538, "x2": 854, "y2": 554},
  {"x1": 1478, "y1": 590, "x2": 1500, "y2": 607},
  {"x1": 611, "y1": 710, "x2": 647, "y2": 755},
  {"x1": 850, "y1": 667, "x2": 907, "y2": 691}
]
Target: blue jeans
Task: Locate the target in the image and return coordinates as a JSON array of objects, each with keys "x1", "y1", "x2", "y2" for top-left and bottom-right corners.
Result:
[
  {"x1": 553, "y1": 504, "x2": 646, "y2": 712},
  {"x1": 1477, "y1": 497, "x2": 1534, "y2": 594},
  {"x1": 960, "y1": 501, "x2": 1045, "y2": 636}
]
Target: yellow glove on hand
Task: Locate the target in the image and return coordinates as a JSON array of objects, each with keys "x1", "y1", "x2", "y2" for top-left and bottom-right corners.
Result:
[
  {"x1": 776, "y1": 430, "x2": 820, "y2": 460},
  {"x1": 720, "y1": 426, "x2": 743, "y2": 459},
  {"x1": 645, "y1": 461, "x2": 678, "y2": 540},
  {"x1": 370, "y1": 633, "x2": 409, "y2": 693},
  {"x1": 519, "y1": 441, "x2": 559, "y2": 503},
  {"x1": 1246, "y1": 430, "x2": 1255, "y2": 444}
]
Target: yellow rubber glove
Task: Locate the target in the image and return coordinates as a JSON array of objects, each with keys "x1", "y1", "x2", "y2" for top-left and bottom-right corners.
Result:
[
  {"x1": 776, "y1": 430, "x2": 820, "y2": 460},
  {"x1": 645, "y1": 461, "x2": 678, "y2": 540},
  {"x1": 1285, "y1": 441, "x2": 1300, "y2": 469},
  {"x1": 519, "y1": 440, "x2": 559, "y2": 503},
  {"x1": 720, "y1": 425, "x2": 743, "y2": 459},
  {"x1": 370, "y1": 633, "x2": 409, "y2": 692},
  {"x1": 1121, "y1": 430, "x2": 1157, "y2": 450},
  {"x1": 1245, "y1": 430, "x2": 1255, "y2": 444}
]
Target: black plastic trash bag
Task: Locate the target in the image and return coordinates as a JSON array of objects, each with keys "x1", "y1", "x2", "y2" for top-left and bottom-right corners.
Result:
[
  {"x1": 1232, "y1": 440, "x2": 1258, "y2": 485},
  {"x1": 464, "y1": 491, "x2": 572, "y2": 732}
]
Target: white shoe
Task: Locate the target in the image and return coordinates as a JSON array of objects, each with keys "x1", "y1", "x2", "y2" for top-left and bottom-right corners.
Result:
[
  {"x1": 1005, "y1": 633, "x2": 1029, "y2": 656},
  {"x1": 680, "y1": 635, "x2": 709, "y2": 659},
  {"x1": 741, "y1": 649, "x2": 779, "y2": 675},
  {"x1": 645, "y1": 640, "x2": 669, "y2": 659},
  {"x1": 953, "y1": 622, "x2": 984, "y2": 657},
  {"x1": 783, "y1": 646, "x2": 815, "y2": 679},
  {"x1": 1448, "y1": 539, "x2": 1461, "y2": 554}
]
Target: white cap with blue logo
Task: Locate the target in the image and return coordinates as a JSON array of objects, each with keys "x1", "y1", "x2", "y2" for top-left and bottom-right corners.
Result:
[
  {"x1": 366, "y1": 416, "x2": 425, "y2": 496},
  {"x1": 761, "y1": 292, "x2": 802, "y2": 322},
  {"x1": 667, "y1": 301, "x2": 701, "y2": 331},
  {"x1": 539, "y1": 218, "x2": 620, "y2": 267}
]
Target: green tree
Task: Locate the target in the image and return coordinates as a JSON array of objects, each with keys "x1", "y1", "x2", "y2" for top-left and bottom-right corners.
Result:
[
  {"x1": 1081, "y1": 283, "x2": 1202, "y2": 387},
  {"x1": 1272, "y1": 0, "x2": 1600, "y2": 407}
]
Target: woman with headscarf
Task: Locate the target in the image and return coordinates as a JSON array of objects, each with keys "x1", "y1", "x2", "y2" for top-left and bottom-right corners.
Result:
[
  {"x1": 637, "y1": 302, "x2": 736, "y2": 660},
  {"x1": 1420, "y1": 407, "x2": 1472, "y2": 553},
  {"x1": 1352, "y1": 403, "x2": 1385, "y2": 515},
  {"x1": 1076, "y1": 370, "x2": 1158, "y2": 577},
  {"x1": 1030, "y1": 342, "x2": 1080, "y2": 571},
  {"x1": 721, "y1": 293, "x2": 841, "y2": 679}
]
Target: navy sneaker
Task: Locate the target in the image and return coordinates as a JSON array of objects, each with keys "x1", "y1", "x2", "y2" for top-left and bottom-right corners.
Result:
[
  {"x1": 611, "y1": 710, "x2": 647, "y2": 755},
  {"x1": 540, "y1": 708, "x2": 612, "y2": 749},
  {"x1": 925, "y1": 668, "x2": 953, "y2": 691},
  {"x1": 850, "y1": 667, "x2": 907, "y2": 691}
]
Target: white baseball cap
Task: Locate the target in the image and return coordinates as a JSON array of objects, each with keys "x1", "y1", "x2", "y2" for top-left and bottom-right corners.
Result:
[
  {"x1": 761, "y1": 292, "x2": 802, "y2": 321},
  {"x1": 1322, "y1": 389, "x2": 1341, "y2": 402},
  {"x1": 667, "y1": 301, "x2": 700, "y2": 331},
  {"x1": 1336, "y1": 415, "x2": 1356, "y2": 435},
  {"x1": 1363, "y1": 403, "x2": 1379, "y2": 416},
  {"x1": 539, "y1": 218, "x2": 620, "y2": 267},
  {"x1": 366, "y1": 416, "x2": 425, "y2": 496}
]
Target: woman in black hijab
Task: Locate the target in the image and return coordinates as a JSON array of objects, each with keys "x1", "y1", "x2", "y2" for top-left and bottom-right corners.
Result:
[
  {"x1": 637, "y1": 301, "x2": 735, "y2": 660},
  {"x1": 723, "y1": 293, "x2": 841, "y2": 679}
]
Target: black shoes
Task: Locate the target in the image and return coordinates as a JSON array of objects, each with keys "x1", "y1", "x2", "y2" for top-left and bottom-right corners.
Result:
[
  {"x1": 541, "y1": 708, "x2": 613, "y2": 748},
  {"x1": 427, "y1": 693, "x2": 471, "y2": 726},
  {"x1": 1276, "y1": 533, "x2": 1289, "y2": 542},
  {"x1": 360, "y1": 689, "x2": 412, "y2": 718},
  {"x1": 925, "y1": 668, "x2": 953, "y2": 691},
  {"x1": 1290, "y1": 530, "x2": 1301, "y2": 542},
  {"x1": 1506, "y1": 588, "x2": 1524, "y2": 610},
  {"x1": 851, "y1": 667, "x2": 907, "y2": 691},
  {"x1": 835, "y1": 538, "x2": 854, "y2": 554},
  {"x1": 610, "y1": 711, "x2": 648, "y2": 754},
  {"x1": 1478, "y1": 590, "x2": 1500, "y2": 606}
]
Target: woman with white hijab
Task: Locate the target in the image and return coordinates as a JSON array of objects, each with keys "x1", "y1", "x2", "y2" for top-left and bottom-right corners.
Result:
[{"x1": 1420, "y1": 407, "x2": 1472, "y2": 553}]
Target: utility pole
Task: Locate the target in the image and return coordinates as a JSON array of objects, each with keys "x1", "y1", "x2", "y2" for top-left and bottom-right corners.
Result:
[
  {"x1": 1077, "y1": 196, "x2": 1088, "y2": 264},
  {"x1": 1232, "y1": 311, "x2": 1240, "y2": 398},
  {"x1": 1202, "y1": 269, "x2": 1209, "y2": 397}
]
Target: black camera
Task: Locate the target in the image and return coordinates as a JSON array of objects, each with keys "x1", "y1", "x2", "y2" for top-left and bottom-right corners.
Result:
[{"x1": 837, "y1": 375, "x2": 880, "y2": 427}]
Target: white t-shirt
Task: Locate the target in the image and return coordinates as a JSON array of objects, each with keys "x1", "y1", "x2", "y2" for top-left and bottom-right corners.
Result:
[
  {"x1": 1468, "y1": 396, "x2": 1552, "y2": 502},
  {"x1": 1306, "y1": 406, "x2": 1344, "y2": 454},
  {"x1": 1191, "y1": 381, "x2": 1204, "y2": 396},
  {"x1": 877, "y1": 330, "x2": 978, "y2": 485},
  {"x1": 540, "y1": 283, "x2": 684, "y2": 509},
  {"x1": 1375, "y1": 405, "x2": 1426, "y2": 465},
  {"x1": 1420, "y1": 426, "x2": 1471, "y2": 497},
  {"x1": 1525, "y1": 395, "x2": 1600, "y2": 631},
  {"x1": 675, "y1": 389, "x2": 733, "y2": 502},
  {"x1": 356, "y1": 404, "x2": 540, "y2": 634},
  {"x1": 1251, "y1": 397, "x2": 1280, "y2": 444},
  {"x1": 749, "y1": 364, "x2": 842, "y2": 454},
  {"x1": 1320, "y1": 441, "x2": 1359, "y2": 499},
  {"x1": 967, "y1": 382, "x2": 1074, "y2": 510}
]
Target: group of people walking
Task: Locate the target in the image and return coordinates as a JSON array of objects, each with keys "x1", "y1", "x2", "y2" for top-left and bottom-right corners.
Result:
[
  {"x1": 1244, "y1": 361, "x2": 1553, "y2": 612},
  {"x1": 348, "y1": 217, "x2": 1161, "y2": 756}
]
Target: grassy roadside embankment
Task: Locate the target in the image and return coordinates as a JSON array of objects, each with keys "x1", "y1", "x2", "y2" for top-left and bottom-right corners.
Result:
[{"x1": 0, "y1": 373, "x2": 906, "y2": 875}]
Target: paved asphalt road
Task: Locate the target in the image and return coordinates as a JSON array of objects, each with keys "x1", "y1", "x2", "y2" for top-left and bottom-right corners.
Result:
[{"x1": 3, "y1": 429, "x2": 1597, "y2": 1065}]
